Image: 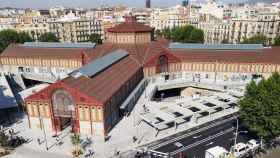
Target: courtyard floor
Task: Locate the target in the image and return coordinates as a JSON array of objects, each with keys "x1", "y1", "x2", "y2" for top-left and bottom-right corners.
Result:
[{"x1": 3, "y1": 75, "x2": 250, "y2": 158}]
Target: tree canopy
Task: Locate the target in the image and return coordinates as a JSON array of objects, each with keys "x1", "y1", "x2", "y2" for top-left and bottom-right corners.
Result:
[
  {"x1": 239, "y1": 72, "x2": 280, "y2": 141},
  {"x1": 0, "y1": 29, "x2": 33, "y2": 53},
  {"x1": 161, "y1": 25, "x2": 204, "y2": 43},
  {"x1": 89, "y1": 33, "x2": 102, "y2": 44},
  {"x1": 38, "y1": 32, "x2": 59, "y2": 42},
  {"x1": 242, "y1": 34, "x2": 267, "y2": 45},
  {"x1": 274, "y1": 35, "x2": 280, "y2": 46}
]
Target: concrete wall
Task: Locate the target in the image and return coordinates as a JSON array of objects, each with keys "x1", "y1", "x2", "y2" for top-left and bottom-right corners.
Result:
[
  {"x1": 144, "y1": 62, "x2": 280, "y2": 77},
  {"x1": 106, "y1": 32, "x2": 151, "y2": 44}
]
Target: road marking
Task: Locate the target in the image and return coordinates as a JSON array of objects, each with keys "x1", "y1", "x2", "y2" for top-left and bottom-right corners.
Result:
[
  {"x1": 149, "y1": 116, "x2": 236, "y2": 150},
  {"x1": 170, "y1": 127, "x2": 234, "y2": 155},
  {"x1": 193, "y1": 135, "x2": 202, "y2": 139},
  {"x1": 205, "y1": 142, "x2": 214, "y2": 146}
]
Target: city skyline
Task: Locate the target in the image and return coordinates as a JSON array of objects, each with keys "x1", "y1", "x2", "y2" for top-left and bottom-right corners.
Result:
[{"x1": 0, "y1": 0, "x2": 273, "y2": 9}]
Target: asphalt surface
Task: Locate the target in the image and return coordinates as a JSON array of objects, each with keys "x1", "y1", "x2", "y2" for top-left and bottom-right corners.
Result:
[{"x1": 150, "y1": 118, "x2": 258, "y2": 158}]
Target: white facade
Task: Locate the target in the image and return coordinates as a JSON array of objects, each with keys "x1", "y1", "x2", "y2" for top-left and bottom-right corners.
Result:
[
  {"x1": 49, "y1": 12, "x2": 103, "y2": 42},
  {"x1": 150, "y1": 6, "x2": 189, "y2": 31}
]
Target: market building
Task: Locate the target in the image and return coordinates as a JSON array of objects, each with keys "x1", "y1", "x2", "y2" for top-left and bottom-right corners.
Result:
[{"x1": 3, "y1": 15, "x2": 280, "y2": 138}]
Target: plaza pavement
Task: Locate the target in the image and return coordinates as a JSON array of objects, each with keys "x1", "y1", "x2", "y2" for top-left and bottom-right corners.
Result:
[{"x1": 3, "y1": 76, "x2": 249, "y2": 158}]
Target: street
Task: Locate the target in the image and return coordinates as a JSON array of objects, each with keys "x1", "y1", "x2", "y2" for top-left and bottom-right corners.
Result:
[{"x1": 147, "y1": 118, "x2": 258, "y2": 158}]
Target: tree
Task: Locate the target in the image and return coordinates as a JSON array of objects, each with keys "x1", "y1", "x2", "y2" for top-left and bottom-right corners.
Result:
[
  {"x1": 239, "y1": 72, "x2": 280, "y2": 142},
  {"x1": 181, "y1": 25, "x2": 195, "y2": 43},
  {"x1": 162, "y1": 28, "x2": 172, "y2": 40},
  {"x1": 155, "y1": 29, "x2": 162, "y2": 38},
  {"x1": 0, "y1": 29, "x2": 33, "y2": 53},
  {"x1": 38, "y1": 32, "x2": 59, "y2": 42},
  {"x1": 189, "y1": 28, "x2": 204, "y2": 43},
  {"x1": 17, "y1": 32, "x2": 33, "y2": 43},
  {"x1": 70, "y1": 134, "x2": 83, "y2": 158},
  {"x1": 274, "y1": 35, "x2": 280, "y2": 46},
  {"x1": 0, "y1": 131, "x2": 9, "y2": 147},
  {"x1": 89, "y1": 33, "x2": 102, "y2": 44},
  {"x1": 221, "y1": 39, "x2": 229, "y2": 44},
  {"x1": 242, "y1": 34, "x2": 267, "y2": 45},
  {"x1": 165, "y1": 25, "x2": 204, "y2": 43}
]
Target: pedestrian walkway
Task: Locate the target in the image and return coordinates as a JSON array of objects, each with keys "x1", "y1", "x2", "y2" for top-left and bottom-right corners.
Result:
[{"x1": 256, "y1": 147, "x2": 280, "y2": 158}]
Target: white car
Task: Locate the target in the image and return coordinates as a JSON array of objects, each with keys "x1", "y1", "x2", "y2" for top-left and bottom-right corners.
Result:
[
  {"x1": 232, "y1": 142, "x2": 249, "y2": 158},
  {"x1": 247, "y1": 139, "x2": 261, "y2": 152}
]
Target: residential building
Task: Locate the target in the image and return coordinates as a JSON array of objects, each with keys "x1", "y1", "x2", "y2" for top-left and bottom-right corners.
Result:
[
  {"x1": 229, "y1": 12, "x2": 280, "y2": 44},
  {"x1": 49, "y1": 12, "x2": 103, "y2": 42},
  {"x1": 196, "y1": 14, "x2": 231, "y2": 44},
  {"x1": 150, "y1": 5, "x2": 189, "y2": 31}
]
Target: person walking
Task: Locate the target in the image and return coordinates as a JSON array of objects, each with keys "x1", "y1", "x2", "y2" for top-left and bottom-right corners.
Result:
[{"x1": 37, "y1": 138, "x2": 41, "y2": 145}]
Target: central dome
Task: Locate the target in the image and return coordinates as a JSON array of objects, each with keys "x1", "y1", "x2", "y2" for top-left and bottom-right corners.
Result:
[{"x1": 106, "y1": 15, "x2": 154, "y2": 44}]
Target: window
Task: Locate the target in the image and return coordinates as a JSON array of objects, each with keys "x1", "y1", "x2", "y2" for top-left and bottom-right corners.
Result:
[{"x1": 18, "y1": 67, "x2": 24, "y2": 72}]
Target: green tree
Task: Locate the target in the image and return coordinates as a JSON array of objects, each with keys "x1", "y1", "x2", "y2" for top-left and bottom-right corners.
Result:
[
  {"x1": 274, "y1": 35, "x2": 280, "y2": 46},
  {"x1": 0, "y1": 29, "x2": 33, "y2": 53},
  {"x1": 0, "y1": 29, "x2": 20, "y2": 53},
  {"x1": 17, "y1": 32, "x2": 33, "y2": 43},
  {"x1": 242, "y1": 34, "x2": 267, "y2": 45},
  {"x1": 0, "y1": 131, "x2": 9, "y2": 147},
  {"x1": 70, "y1": 134, "x2": 83, "y2": 158},
  {"x1": 189, "y1": 28, "x2": 204, "y2": 43},
  {"x1": 38, "y1": 32, "x2": 59, "y2": 42},
  {"x1": 171, "y1": 27, "x2": 182, "y2": 42},
  {"x1": 167, "y1": 25, "x2": 204, "y2": 43},
  {"x1": 89, "y1": 33, "x2": 102, "y2": 44},
  {"x1": 155, "y1": 29, "x2": 162, "y2": 38},
  {"x1": 181, "y1": 25, "x2": 195, "y2": 42},
  {"x1": 162, "y1": 28, "x2": 172, "y2": 39},
  {"x1": 239, "y1": 72, "x2": 280, "y2": 142}
]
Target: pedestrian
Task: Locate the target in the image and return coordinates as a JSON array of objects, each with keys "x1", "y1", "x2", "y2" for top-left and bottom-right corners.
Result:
[
  {"x1": 132, "y1": 136, "x2": 137, "y2": 143},
  {"x1": 88, "y1": 149, "x2": 94, "y2": 156},
  {"x1": 37, "y1": 138, "x2": 41, "y2": 145}
]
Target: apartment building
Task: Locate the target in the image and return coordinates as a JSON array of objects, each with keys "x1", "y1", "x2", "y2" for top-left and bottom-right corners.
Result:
[
  {"x1": 150, "y1": 5, "x2": 189, "y2": 31},
  {"x1": 49, "y1": 12, "x2": 103, "y2": 42},
  {"x1": 229, "y1": 12, "x2": 280, "y2": 44},
  {"x1": 196, "y1": 14, "x2": 230, "y2": 44}
]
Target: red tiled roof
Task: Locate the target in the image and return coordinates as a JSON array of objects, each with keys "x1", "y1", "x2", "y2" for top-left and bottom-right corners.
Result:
[
  {"x1": 62, "y1": 55, "x2": 141, "y2": 104},
  {"x1": 1, "y1": 44, "x2": 89, "y2": 59},
  {"x1": 171, "y1": 48, "x2": 280, "y2": 64}
]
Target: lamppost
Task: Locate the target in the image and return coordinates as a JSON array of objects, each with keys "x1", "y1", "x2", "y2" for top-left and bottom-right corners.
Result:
[
  {"x1": 234, "y1": 116, "x2": 239, "y2": 147},
  {"x1": 37, "y1": 107, "x2": 48, "y2": 150}
]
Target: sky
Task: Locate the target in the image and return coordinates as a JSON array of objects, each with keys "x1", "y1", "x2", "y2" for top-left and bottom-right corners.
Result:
[{"x1": 0, "y1": 0, "x2": 274, "y2": 9}]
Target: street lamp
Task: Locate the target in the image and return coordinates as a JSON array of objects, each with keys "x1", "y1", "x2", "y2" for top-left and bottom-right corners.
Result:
[
  {"x1": 234, "y1": 116, "x2": 238, "y2": 147},
  {"x1": 37, "y1": 107, "x2": 48, "y2": 150}
]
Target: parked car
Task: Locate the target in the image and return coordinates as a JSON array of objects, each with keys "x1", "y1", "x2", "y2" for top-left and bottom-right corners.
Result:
[
  {"x1": 232, "y1": 143, "x2": 249, "y2": 158},
  {"x1": 205, "y1": 146, "x2": 230, "y2": 158},
  {"x1": 247, "y1": 139, "x2": 261, "y2": 152}
]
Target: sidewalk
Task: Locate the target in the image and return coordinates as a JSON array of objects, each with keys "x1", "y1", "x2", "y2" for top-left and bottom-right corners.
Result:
[{"x1": 256, "y1": 147, "x2": 280, "y2": 158}]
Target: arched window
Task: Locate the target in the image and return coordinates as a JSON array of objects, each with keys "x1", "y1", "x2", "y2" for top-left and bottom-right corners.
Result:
[{"x1": 52, "y1": 90, "x2": 75, "y2": 117}]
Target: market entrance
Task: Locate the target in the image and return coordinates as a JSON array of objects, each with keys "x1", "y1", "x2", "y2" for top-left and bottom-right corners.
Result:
[{"x1": 52, "y1": 89, "x2": 77, "y2": 132}]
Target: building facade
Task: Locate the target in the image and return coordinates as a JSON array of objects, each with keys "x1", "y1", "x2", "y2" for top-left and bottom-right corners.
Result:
[
  {"x1": 150, "y1": 6, "x2": 189, "y2": 31},
  {"x1": 49, "y1": 13, "x2": 103, "y2": 42},
  {"x1": 229, "y1": 12, "x2": 280, "y2": 44}
]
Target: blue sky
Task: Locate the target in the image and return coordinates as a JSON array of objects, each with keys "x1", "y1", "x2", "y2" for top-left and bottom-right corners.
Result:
[{"x1": 0, "y1": 0, "x2": 272, "y2": 9}]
